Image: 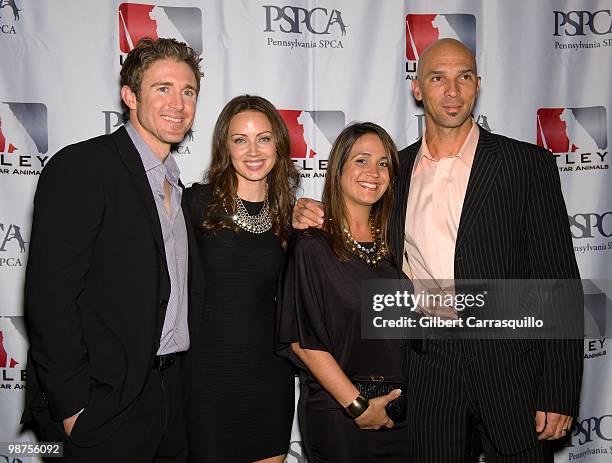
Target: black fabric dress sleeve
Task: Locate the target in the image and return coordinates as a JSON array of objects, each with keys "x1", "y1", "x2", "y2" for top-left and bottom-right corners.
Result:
[
  {"x1": 277, "y1": 231, "x2": 334, "y2": 370},
  {"x1": 184, "y1": 182, "x2": 210, "y2": 227}
]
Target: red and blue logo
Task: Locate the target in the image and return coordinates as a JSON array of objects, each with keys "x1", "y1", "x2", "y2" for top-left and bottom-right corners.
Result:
[
  {"x1": 119, "y1": 3, "x2": 202, "y2": 54},
  {"x1": 0, "y1": 316, "x2": 26, "y2": 369},
  {"x1": 536, "y1": 106, "x2": 607, "y2": 153},
  {"x1": 278, "y1": 110, "x2": 345, "y2": 159},
  {"x1": 0, "y1": 102, "x2": 47, "y2": 155},
  {"x1": 406, "y1": 14, "x2": 476, "y2": 61}
]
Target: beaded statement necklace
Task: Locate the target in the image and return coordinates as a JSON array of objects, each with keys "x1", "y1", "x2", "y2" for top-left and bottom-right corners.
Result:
[
  {"x1": 223, "y1": 194, "x2": 273, "y2": 234},
  {"x1": 342, "y1": 219, "x2": 388, "y2": 267}
]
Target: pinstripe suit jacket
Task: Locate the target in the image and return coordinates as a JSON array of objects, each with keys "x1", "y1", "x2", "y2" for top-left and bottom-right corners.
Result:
[{"x1": 390, "y1": 125, "x2": 583, "y2": 454}]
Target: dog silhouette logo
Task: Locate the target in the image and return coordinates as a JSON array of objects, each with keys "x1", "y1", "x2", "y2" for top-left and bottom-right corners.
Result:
[
  {"x1": 2, "y1": 224, "x2": 27, "y2": 253},
  {"x1": 0, "y1": 102, "x2": 48, "y2": 155},
  {"x1": 406, "y1": 14, "x2": 476, "y2": 61},
  {"x1": 559, "y1": 108, "x2": 600, "y2": 152},
  {"x1": 329, "y1": 9, "x2": 348, "y2": 36},
  {"x1": 0, "y1": 0, "x2": 22, "y2": 22},
  {"x1": 119, "y1": 3, "x2": 202, "y2": 54},
  {"x1": 537, "y1": 106, "x2": 607, "y2": 153},
  {"x1": 0, "y1": 317, "x2": 27, "y2": 369},
  {"x1": 278, "y1": 110, "x2": 345, "y2": 159}
]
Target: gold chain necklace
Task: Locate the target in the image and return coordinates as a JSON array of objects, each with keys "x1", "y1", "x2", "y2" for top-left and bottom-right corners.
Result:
[{"x1": 342, "y1": 219, "x2": 388, "y2": 267}]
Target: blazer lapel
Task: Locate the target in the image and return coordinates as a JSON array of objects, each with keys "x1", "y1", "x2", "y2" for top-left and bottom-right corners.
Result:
[
  {"x1": 391, "y1": 143, "x2": 419, "y2": 265},
  {"x1": 455, "y1": 127, "x2": 502, "y2": 252},
  {"x1": 398, "y1": 141, "x2": 421, "y2": 256},
  {"x1": 110, "y1": 126, "x2": 167, "y2": 264}
]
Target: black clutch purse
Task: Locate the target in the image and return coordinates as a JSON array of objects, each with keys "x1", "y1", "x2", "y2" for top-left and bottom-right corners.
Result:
[
  {"x1": 353, "y1": 377, "x2": 407, "y2": 422},
  {"x1": 351, "y1": 340, "x2": 408, "y2": 423}
]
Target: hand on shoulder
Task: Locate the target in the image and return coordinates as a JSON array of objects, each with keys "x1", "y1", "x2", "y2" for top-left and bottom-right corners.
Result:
[{"x1": 292, "y1": 197, "x2": 325, "y2": 229}]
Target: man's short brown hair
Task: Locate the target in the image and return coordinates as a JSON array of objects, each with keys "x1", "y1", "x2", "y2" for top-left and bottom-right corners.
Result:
[{"x1": 120, "y1": 37, "x2": 202, "y2": 101}]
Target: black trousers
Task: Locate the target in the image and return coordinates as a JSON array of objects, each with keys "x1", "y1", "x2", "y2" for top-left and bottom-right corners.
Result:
[
  {"x1": 406, "y1": 340, "x2": 553, "y2": 463},
  {"x1": 40, "y1": 360, "x2": 187, "y2": 463}
]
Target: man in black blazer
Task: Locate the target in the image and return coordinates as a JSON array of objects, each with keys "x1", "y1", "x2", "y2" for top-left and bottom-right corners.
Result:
[
  {"x1": 294, "y1": 39, "x2": 582, "y2": 462},
  {"x1": 22, "y1": 38, "x2": 203, "y2": 462}
]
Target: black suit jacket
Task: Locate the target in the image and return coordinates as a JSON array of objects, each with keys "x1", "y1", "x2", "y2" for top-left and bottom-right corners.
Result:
[
  {"x1": 22, "y1": 126, "x2": 203, "y2": 446},
  {"x1": 389, "y1": 126, "x2": 583, "y2": 454}
]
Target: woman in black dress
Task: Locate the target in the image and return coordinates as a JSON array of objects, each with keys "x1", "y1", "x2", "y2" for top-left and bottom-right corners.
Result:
[
  {"x1": 278, "y1": 122, "x2": 410, "y2": 462},
  {"x1": 184, "y1": 95, "x2": 299, "y2": 462}
]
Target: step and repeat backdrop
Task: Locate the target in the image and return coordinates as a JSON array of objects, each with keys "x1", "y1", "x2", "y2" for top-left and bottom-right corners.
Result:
[{"x1": 1, "y1": 0, "x2": 611, "y2": 461}]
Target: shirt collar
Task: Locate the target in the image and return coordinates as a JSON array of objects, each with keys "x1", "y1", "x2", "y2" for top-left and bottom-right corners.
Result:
[
  {"x1": 415, "y1": 119, "x2": 479, "y2": 170},
  {"x1": 124, "y1": 121, "x2": 181, "y2": 183}
]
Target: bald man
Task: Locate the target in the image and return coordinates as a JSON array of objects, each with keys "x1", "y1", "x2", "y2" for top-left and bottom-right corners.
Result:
[{"x1": 294, "y1": 39, "x2": 583, "y2": 462}]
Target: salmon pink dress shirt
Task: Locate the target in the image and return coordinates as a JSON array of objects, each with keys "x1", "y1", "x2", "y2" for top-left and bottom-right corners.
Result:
[{"x1": 402, "y1": 121, "x2": 479, "y2": 316}]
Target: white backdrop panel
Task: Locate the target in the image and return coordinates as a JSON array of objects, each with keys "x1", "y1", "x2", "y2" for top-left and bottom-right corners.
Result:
[{"x1": 0, "y1": 1, "x2": 610, "y2": 461}]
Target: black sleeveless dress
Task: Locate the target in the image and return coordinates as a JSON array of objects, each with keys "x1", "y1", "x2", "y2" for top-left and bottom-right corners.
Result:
[{"x1": 184, "y1": 183, "x2": 295, "y2": 462}]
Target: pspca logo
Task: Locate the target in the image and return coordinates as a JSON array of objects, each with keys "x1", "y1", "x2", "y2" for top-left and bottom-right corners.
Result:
[
  {"x1": 118, "y1": 3, "x2": 203, "y2": 63},
  {"x1": 536, "y1": 106, "x2": 608, "y2": 173},
  {"x1": 570, "y1": 210, "x2": 612, "y2": 260},
  {"x1": 553, "y1": 10, "x2": 612, "y2": 51},
  {"x1": 263, "y1": 5, "x2": 348, "y2": 50},
  {"x1": 278, "y1": 110, "x2": 344, "y2": 180},
  {"x1": 570, "y1": 212, "x2": 612, "y2": 241},
  {"x1": 0, "y1": 0, "x2": 21, "y2": 35},
  {"x1": 405, "y1": 13, "x2": 476, "y2": 78},
  {"x1": 0, "y1": 221, "x2": 27, "y2": 268},
  {"x1": 101, "y1": 110, "x2": 195, "y2": 155},
  {"x1": 0, "y1": 102, "x2": 48, "y2": 176},
  {"x1": 568, "y1": 414, "x2": 612, "y2": 455},
  {"x1": 0, "y1": 316, "x2": 27, "y2": 386}
]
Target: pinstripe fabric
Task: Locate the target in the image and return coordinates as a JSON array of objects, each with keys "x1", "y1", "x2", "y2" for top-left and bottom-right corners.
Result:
[{"x1": 390, "y1": 126, "x2": 583, "y2": 459}]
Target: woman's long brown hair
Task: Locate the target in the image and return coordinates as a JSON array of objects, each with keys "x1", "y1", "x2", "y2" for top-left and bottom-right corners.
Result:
[
  {"x1": 198, "y1": 95, "x2": 299, "y2": 248},
  {"x1": 322, "y1": 122, "x2": 399, "y2": 260}
]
